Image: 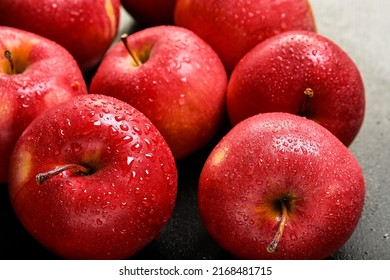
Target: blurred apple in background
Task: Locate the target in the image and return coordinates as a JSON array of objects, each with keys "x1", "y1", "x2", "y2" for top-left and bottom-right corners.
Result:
[
  {"x1": 227, "y1": 30, "x2": 365, "y2": 146},
  {"x1": 0, "y1": 26, "x2": 87, "y2": 184},
  {"x1": 0, "y1": 0, "x2": 120, "y2": 72},
  {"x1": 8, "y1": 94, "x2": 178, "y2": 259},
  {"x1": 175, "y1": 0, "x2": 316, "y2": 73},
  {"x1": 199, "y1": 112, "x2": 365, "y2": 259},
  {"x1": 90, "y1": 25, "x2": 227, "y2": 159},
  {"x1": 121, "y1": 0, "x2": 177, "y2": 26}
]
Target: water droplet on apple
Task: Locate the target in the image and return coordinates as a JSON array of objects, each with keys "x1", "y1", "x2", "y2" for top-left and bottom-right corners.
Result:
[
  {"x1": 101, "y1": 201, "x2": 111, "y2": 209},
  {"x1": 93, "y1": 120, "x2": 101, "y2": 126},
  {"x1": 58, "y1": 129, "x2": 65, "y2": 138},
  {"x1": 178, "y1": 94, "x2": 186, "y2": 106},
  {"x1": 133, "y1": 125, "x2": 142, "y2": 135},
  {"x1": 115, "y1": 115, "x2": 125, "y2": 122},
  {"x1": 131, "y1": 142, "x2": 142, "y2": 153},
  {"x1": 120, "y1": 124, "x2": 129, "y2": 131},
  {"x1": 122, "y1": 135, "x2": 133, "y2": 143},
  {"x1": 145, "y1": 153, "x2": 154, "y2": 161},
  {"x1": 109, "y1": 125, "x2": 119, "y2": 136},
  {"x1": 142, "y1": 198, "x2": 150, "y2": 207}
]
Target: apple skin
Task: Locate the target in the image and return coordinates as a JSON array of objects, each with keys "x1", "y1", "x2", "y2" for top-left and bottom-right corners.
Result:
[
  {"x1": 8, "y1": 94, "x2": 178, "y2": 259},
  {"x1": 0, "y1": 26, "x2": 87, "y2": 184},
  {"x1": 227, "y1": 30, "x2": 365, "y2": 147},
  {"x1": 0, "y1": 0, "x2": 120, "y2": 72},
  {"x1": 174, "y1": 0, "x2": 316, "y2": 73},
  {"x1": 90, "y1": 25, "x2": 227, "y2": 159},
  {"x1": 198, "y1": 112, "x2": 365, "y2": 259},
  {"x1": 121, "y1": 0, "x2": 177, "y2": 26}
]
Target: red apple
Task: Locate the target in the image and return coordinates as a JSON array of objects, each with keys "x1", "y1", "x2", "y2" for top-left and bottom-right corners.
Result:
[
  {"x1": 174, "y1": 0, "x2": 316, "y2": 73},
  {"x1": 8, "y1": 94, "x2": 178, "y2": 259},
  {"x1": 0, "y1": 0, "x2": 120, "y2": 72},
  {"x1": 122, "y1": 0, "x2": 177, "y2": 26},
  {"x1": 90, "y1": 25, "x2": 227, "y2": 159},
  {"x1": 198, "y1": 112, "x2": 365, "y2": 259},
  {"x1": 227, "y1": 30, "x2": 365, "y2": 147},
  {"x1": 0, "y1": 26, "x2": 87, "y2": 184}
]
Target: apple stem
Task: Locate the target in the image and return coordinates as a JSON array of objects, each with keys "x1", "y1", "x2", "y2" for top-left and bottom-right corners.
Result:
[
  {"x1": 36, "y1": 164, "x2": 91, "y2": 185},
  {"x1": 120, "y1": 33, "x2": 142, "y2": 66},
  {"x1": 298, "y1": 88, "x2": 314, "y2": 116},
  {"x1": 267, "y1": 201, "x2": 288, "y2": 253},
  {"x1": 4, "y1": 50, "x2": 16, "y2": 74}
]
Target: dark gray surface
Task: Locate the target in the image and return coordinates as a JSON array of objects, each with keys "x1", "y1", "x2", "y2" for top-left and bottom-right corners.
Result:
[
  {"x1": 310, "y1": 0, "x2": 390, "y2": 259},
  {"x1": 1, "y1": 1, "x2": 389, "y2": 260}
]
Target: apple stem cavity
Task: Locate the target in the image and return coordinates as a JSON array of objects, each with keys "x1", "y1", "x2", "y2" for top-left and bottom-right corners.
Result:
[
  {"x1": 4, "y1": 50, "x2": 16, "y2": 74},
  {"x1": 121, "y1": 33, "x2": 143, "y2": 67},
  {"x1": 267, "y1": 200, "x2": 288, "y2": 253},
  {"x1": 298, "y1": 88, "x2": 314, "y2": 116},
  {"x1": 36, "y1": 164, "x2": 91, "y2": 185}
]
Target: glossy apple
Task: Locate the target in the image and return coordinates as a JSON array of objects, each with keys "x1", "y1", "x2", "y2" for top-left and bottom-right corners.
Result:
[
  {"x1": 8, "y1": 94, "x2": 178, "y2": 259},
  {"x1": 0, "y1": 0, "x2": 120, "y2": 72},
  {"x1": 122, "y1": 0, "x2": 177, "y2": 26},
  {"x1": 0, "y1": 26, "x2": 87, "y2": 184},
  {"x1": 175, "y1": 0, "x2": 316, "y2": 73},
  {"x1": 90, "y1": 25, "x2": 227, "y2": 159},
  {"x1": 227, "y1": 30, "x2": 365, "y2": 146},
  {"x1": 198, "y1": 112, "x2": 365, "y2": 259}
]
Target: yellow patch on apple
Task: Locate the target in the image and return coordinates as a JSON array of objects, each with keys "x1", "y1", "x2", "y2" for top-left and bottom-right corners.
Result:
[
  {"x1": 0, "y1": 95, "x2": 13, "y2": 122},
  {"x1": 211, "y1": 146, "x2": 229, "y2": 166},
  {"x1": 105, "y1": 0, "x2": 117, "y2": 38},
  {"x1": 13, "y1": 150, "x2": 33, "y2": 188}
]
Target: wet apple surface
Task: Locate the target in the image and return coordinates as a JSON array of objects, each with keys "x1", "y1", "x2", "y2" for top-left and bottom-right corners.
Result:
[
  {"x1": 1, "y1": 0, "x2": 389, "y2": 260},
  {"x1": 7, "y1": 94, "x2": 178, "y2": 259},
  {"x1": 0, "y1": 26, "x2": 87, "y2": 184},
  {"x1": 198, "y1": 113, "x2": 365, "y2": 259}
]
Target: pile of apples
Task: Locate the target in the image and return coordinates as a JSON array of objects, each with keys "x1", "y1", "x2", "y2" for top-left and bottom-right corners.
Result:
[{"x1": 0, "y1": 0, "x2": 365, "y2": 260}]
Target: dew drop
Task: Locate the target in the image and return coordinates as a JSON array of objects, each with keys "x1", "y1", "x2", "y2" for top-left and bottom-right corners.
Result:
[
  {"x1": 133, "y1": 125, "x2": 142, "y2": 135},
  {"x1": 127, "y1": 156, "x2": 134, "y2": 166},
  {"x1": 131, "y1": 142, "x2": 142, "y2": 152},
  {"x1": 58, "y1": 129, "x2": 65, "y2": 138},
  {"x1": 122, "y1": 135, "x2": 133, "y2": 142},
  {"x1": 109, "y1": 125, "x2": 119, "y2": 136},
  {"x1": 142, "y1": 198, "x2": 150, "y2": 207},
  {"x1": 115, "y1": 115, "x2": 125, "y2": 122},
  {"x1": 120, "y1": 124, "x2": 129, "y2": 131},
  {"x1": 93, "y1": 120, "x2": 101, "y2": 126},
  {"x1": 179, "y1": 93, "x2": 186, "y2": 106}
]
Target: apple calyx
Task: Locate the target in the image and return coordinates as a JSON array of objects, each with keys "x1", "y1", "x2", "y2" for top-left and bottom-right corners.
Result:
[
  {"x1": 121, "y1": 33, "x2": 143, "y2": 67},
  {"x1": 266, "y1": 199, "x2": 288, "y2": 253},
  {"x1": 4, "y1": 50, "x2": 16, "y2": 74},
  {"x1": 36, "y1": 163, "x2": 91, "y2": 185},
  {"x1": 298, "y1": 88, "x2": 314, "y2": 116}
]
